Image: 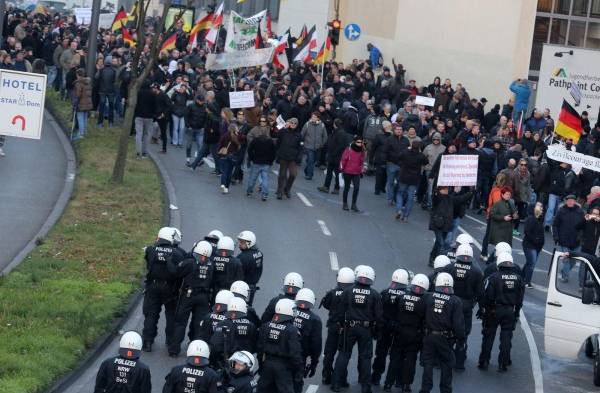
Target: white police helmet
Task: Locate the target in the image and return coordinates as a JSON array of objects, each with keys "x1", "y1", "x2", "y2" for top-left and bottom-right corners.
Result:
[
  {"x1": 237, "y1": 231, "x2": 256, "y2": 248},
  {"x1": 295, "y1": 288, "x2": 316, "y2": 310},
  {"x1": 356, "y1": 265, "x2": 375, "y2": 285},
  {"x1": 433, "y1": 255, "x2": 451, "y2": 270},
  {"x1": 337, "y1": 267, "x2": 355, "y2": 284},
  {"x1": 230, "y1": 280, "x2": 250, "y2": 301},
  {"x1": 392, "y1": 269, "x2": 410, "y2": 286},
  {"x1": 205, "y1": 229, "x2": 223, "y2": 242},
  {"x1": 214, "y1": 290, "x2": 234, "y2": 312},
  {"x1": 187, "y1": 340, "x2": 210, "y2": 366},
  {"x1": 435, "y1": 272, "x2": 454, "y2": 288},
  {"x1": 456, "y1": 233, "x2": 474, "y2": 245},
  {"x1": 119, "y1": 331, "x2": 142, "y2": 359},
  {"x1": 274, "y1": 298, "x2": 296, "y2": 321},
  {"x1": 229, "y1": 350, "x2": 257, "y2": 375},
  {"x1": 283, "y1": 272, "x2": 304, "y2": 295},
  {"x1": 456, "y1": 244, "x2": 474, "y2": 261},
  {"x1": 495, "y1": 242, "x2": 512, "y2": 255},
  {"x1": 227, "y1": 296, "x2": 248, "y2": 317},
  {"x1": 157, "y1": 227, "x2": 175, "y2": 243},
  {"x1": 496, "y1": 252, "x2": 514, "y2": 267},
  {"x1": 193, "y1": 241, "x2": 213, "y2": 258},
  {"x1": 217, "y1": 236, "x2": 235, "y2": 252}
]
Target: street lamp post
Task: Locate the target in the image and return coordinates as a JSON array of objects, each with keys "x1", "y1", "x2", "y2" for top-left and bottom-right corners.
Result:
[{"x1": 86, "y1": 0, "x2": 102, "y2": 79}]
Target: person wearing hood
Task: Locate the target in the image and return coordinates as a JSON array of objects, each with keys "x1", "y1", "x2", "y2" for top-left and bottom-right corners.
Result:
[
  {"x1": 483, "y1": 104, "x2": 501, "y2": 132},
  {"x1": 509, "y1": 79, "x2": 530, "y2": 123},
  {"x1": 340, "y1": 136, "x2": 366, "y2": 212},
  {"x1": 396, "y1": 140, "x2": 429, "y2": 222},
  {"x1": 342, "y1": 104, "x2": 360, "y2": 136},
  {"x1": 72, "y1": 68, "x2": 93, "y2": 140}
]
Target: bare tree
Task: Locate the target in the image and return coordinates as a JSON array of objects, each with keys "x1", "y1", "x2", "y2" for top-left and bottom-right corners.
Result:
[{"x1": 111, "y1": 0, "x2": 188, "y2": 183}]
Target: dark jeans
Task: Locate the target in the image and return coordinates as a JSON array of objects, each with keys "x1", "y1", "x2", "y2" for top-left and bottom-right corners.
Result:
[
  {"x1": 323, "y1": 162, "x2": 340, "y2": 190},
  {"x1": 157, "y1": 117, "x2": 169, "y2": 152},
  {"x1": 342, "y1": 174, "x2": 361, "y2": 206},
  {"x1": 98, "y1": 93, "x2": 115, "y2": 124},
  {"x1": 481, "y1": 217, "x2": 492, "y2": 257},
  {"x1": 514, "y1": 201, "x2": 528, "y2": 230},
  {"x1": 220, "y1": 155, "x2": 236, "y2": 187},
  {"x1": 430, "y1": 230, "x2": 450, "y2": 263},
  {"x1": 192, "y1": 142, "x2": 219, "y2": 171},
  {"x1": 277, "y1": 160, "x2": 298, "y2": 195},
  {"x1": 474, "y1": 176, "x2": 492, "y2": 209},
  {"x1": 304, "y1": 148, "x2": 317, "y2": 179},
  {"x1": 375, "y1": 164, "x2": 387, "y2": 193}
]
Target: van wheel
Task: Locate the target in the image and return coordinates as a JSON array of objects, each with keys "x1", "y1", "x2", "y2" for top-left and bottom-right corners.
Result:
[
  {"x1": 586, "y1": 337, "x2": 595, "y2": 359},
  {"x1": 594, "y1": 350, "x2": 600, "y2": 387}
]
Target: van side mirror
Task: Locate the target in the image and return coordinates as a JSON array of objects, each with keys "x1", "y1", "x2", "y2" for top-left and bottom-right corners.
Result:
[{"x1": 582, "y1": 280, "x2": 595, "y2": 305}]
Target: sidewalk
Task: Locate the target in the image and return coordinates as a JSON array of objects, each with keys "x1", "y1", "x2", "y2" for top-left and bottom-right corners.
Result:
[{"x1": 0, "y1": 114, "x2": 72, "y2": 272}]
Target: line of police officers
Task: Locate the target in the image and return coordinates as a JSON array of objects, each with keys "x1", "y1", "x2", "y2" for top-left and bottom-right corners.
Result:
[{"x1": 94, "y1": 228, "x2": 524, "y2": 393}]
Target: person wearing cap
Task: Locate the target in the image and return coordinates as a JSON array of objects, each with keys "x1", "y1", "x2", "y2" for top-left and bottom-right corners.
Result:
[
  {"x1": 553, "y1": 194, "x2": 586, "y2": 283},
  {"x1": 275, "y1": 118, "x2": 303, "y2": 200},
  {"x1": 184, "y1": 94, "x2": 208, "y2": 166}
]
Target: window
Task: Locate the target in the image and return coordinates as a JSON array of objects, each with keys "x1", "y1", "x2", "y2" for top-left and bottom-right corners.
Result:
[
  {"x1": 538, "y1": 0, "x2": 554, "y2": 12},
  {"x1": 568, "y1": 20, "x2": 586, "y2": 46},
  {"x1": 586, "y1": 21, "x2": 600, "y2": 47},
  {"x1": 550, "y1": 18, "x2": 569, "y2": 43},
  {"x1": 592, "y1": 0, "x2": 600, "y2": 18},
  {"x1": 556, "y1": 256, "x2": 585, "y2": 298},
  {"x1": 573, "y1": 0, "x2": 589, "y2": 15},
  {"x1": 555, "y1": 0, "x2": 572, "y2": 14},
  {"x1": 530, "y1": 16, "x2": 550, "y2": 71}
]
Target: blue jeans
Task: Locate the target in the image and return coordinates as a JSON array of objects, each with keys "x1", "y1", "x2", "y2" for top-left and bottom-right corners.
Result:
[
  {"x1": 513, "y1": 107, "x2": 526, "y2": 123},
  {"x1": 171, "y1": 115, "x2": 185, "y2": 145},
  {"x1": 396, "y1": 183, "x2": 417, "y2": 218},
  {"x1": 431, "y1": 230, "x2": 450, "y2": 261},
  {"x1": 446, "y1": 217, "x2": 462, "y2": 246},
  {"x1": 75, "y1": 111, "x2": 88, "y2": 138},
  {"x1": 522, "y1": 246, "x2": 540, "y2": 284},
  {"x1": 543, "y1": 193, "x2": 561, "y2": 227},
  {"x1": 114, "y1": 91, "x2": 123, "y2": 118},
  {"x1": 247, "y1": 164, "x2": 270, "y2": 198},
  {"x1": 47, "y1": 65, "x2": 57, "y2": 87},
  {"x1": 304, "y1": 148, "x2": 317, "y2": 179},
  {"x1": 220, "y1": 155, "x2": 236, "y2": 187},
  {"x1": 559, "y1": 245, "x2": 583, "y2": 284},
  {"x1": 98, "y1": 93, "x2": 114, "y2": 125},
  {"x1": 186, "y1": 128, "x2": 204, "y2": 159},
  {"x1": 386, "y1": 163, "x2": 400, "y2": 202}
]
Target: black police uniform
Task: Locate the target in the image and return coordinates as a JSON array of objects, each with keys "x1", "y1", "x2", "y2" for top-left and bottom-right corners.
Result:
[
  {"x1": 197, "y1": 308, "x2": 228, "y2": 344},
  {"x1": 237, "y1": 246, "x2": 263, "y2": 306},
  {"x1": 483, "y1": 262, "x2": 523, "y2": 280},
  {"x1": 210, "y1": 317, "x2": 258, "y2": 368},
  {"x1": 419, "y1": 289, "x2": 465, "y2": 393},
  {"x1": 332, "y1": 282, "x2": 383, "y2": 393},
  {"x1": 319, "y1": 282, "x2": 352, "y2": 385},
  {"x1": 222, "y1": 370, "x2": 257, "y2": 393},
  {"x1": 448, "y1": 257, "x2": 483, "y2": 369},
  {"x1": 211, "y1": 250, "x2": 244, "y2": 301},
  {"x1": 385, "y1": 288, "x2": 426, "y2": 390},
  {"x1": 256, "y1": 317, "x2": 303, "y2": 393},
  {"x1": 478, "y1": 265, "x2": 525, "y2": 370},
  {"x1": 94, "y1": 355, "x2": 151, "y2": 393},
  {"x1": 162, "y1": 362, "x2": 219, "y2": 393},
  {"x1": 292, "y1": 307, "x2": 323, "y2": 393},
  {"x1": 142, "y1": 240, "x2": 185, "y2": 348},
  {"x1": 260, "y1": 293, "x2": 295, "y2": 324},
  {"x1": 371, "y1": 283, "x2": 406, "y2": 385},
  {"x1": 168, "y1": 254, "x2": 214, "y2": 356}
]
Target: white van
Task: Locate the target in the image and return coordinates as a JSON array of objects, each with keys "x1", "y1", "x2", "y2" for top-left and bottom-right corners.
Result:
[{"x1": 544, "y1": 251, "x2": 600, "y2": 386}]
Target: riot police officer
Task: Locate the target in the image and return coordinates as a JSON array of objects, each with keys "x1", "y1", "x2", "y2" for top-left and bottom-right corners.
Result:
[
  {"x1": 483, "y1": 242, "x2": 522, "y2": 279},
  {"x1": 94, "y1": 331, "x2": 151, "y2": 393},
  {"x1": 205, "y1": 229, "x2": 224, "y2": 255},
  {"x1": 332, "y1": 265, "x2": 383, "y2": 393},
  {"x1": 478, "y1": 252, "x2": 525, "y2": 372},
  {"x1": 210, "y1": 297, "x2": 258, "y2": 369},
  {"x1": 261, "y1": 272, "x2": 304, "y2": 323},
  {"x1": 142, "y1": 227, "x2": 184, "y2": 352},
  {"x1": 211, "y1": 236, "x2": 244, "y2": 300},
  {"x1": 197, "y1": 290, "x2": 234, "y2": 344},
  {"x1": 257, "y1": 298, "x2": 303, "y2": 393},
  {"x1": 168, "y1": 241, "x2": 214, "y2": 357},
  {"x1": 231, "y1": 280, "x2": 261, "y2": 327},
  {"x1": 372, "y1": 268, "x2": 409, "y2": 386},
  {"x1": 320, "y1": 267, "x2": 354, "y2": 385},
  {"x1": 223, "y1": 351, "x2": 259, "y2": 393},
  {"x1": 447, "y1": 233, "x2": 474, "y2": 262},
  {"x1": 293, "y1": 288, "x2": 323, "y2": 393},
  {"x1": 162, "y1": 340, "x2": 219, "y2": 392},
  {"x1": 448, "y1": 243, "x2": 483, "y2": 370},
  {"x1": 385, "y1": 274, "x2": 429, "y2": 392},
  {"x1": 236, "y1": 231, "x2": 263, "y2": 306},
  {"x1": 428, "y1": 255, "x2": 452, "y2": 292},
  {"x1": 419, "y1": 273, "x2": 465, "y2": 393}
]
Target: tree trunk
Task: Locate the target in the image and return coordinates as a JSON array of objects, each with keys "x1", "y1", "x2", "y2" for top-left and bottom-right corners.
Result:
[{"x1": 111, "y1": 80, "x2": 140, "y2": 183}]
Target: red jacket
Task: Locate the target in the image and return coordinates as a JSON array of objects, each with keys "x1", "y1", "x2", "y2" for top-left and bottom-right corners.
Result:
[{"x1": 340, "y1": 147, "x2": 365, "y2": 175}]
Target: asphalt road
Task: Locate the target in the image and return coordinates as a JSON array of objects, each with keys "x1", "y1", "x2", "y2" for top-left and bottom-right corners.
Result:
[
  {"x1": 61, "y1": 143, "x2": 597, "y2": 393},
  {"x1": 0, "y1": 122, "x2": 67, "y2": 272}
]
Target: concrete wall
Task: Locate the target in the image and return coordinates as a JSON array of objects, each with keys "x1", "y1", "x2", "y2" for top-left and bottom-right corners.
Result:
[{"x1": 277, "y1": 0, "x2": 331, "y2": 43}]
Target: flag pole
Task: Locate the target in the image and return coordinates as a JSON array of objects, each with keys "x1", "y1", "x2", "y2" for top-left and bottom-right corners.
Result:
[{"x1": 320, "y1": 60, "x2": 325, "y2": 93}]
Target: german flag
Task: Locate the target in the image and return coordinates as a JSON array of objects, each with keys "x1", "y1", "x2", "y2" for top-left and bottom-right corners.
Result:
[
  {"x1": 188, "y1": 12, "x2": 213, "y2": 49},
  {"x1": 160, "y1": 33, "x2": 177, "y2": 53},
  {"x1": 255, "y1": 21, "x2": 265, "y2": 49},
  {"x1": 122, "y1": 25, "x2": 136, "y2": 47},
  {"x1": 555, "y1": 99, "x2": 583, "y2": 143},
  {"x1": 313, "y1": 36, "x2": 332, "y2": 65},
  {"x1": 112, "y1": 7, "x2": 128, "y2": 32},
  {"x1": 296, "y1": 25, "x2": 307, "y2": 46}
]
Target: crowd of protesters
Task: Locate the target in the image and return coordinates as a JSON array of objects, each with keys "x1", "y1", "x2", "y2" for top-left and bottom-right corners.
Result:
[{"x1": 2, "y1": 5, "x2": 600, "y2": 284}]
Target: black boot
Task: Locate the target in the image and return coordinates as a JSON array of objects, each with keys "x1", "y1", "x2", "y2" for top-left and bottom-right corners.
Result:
[
  {"x1": 142, "y1": 341, "x2": 152, "y2": 352},
  {"x1": 322, "y1": 372, "x2": 331, "y2": 385},
  {"x1": 362, "y1": 383, "x2": 373, "y2": 393},
  {"x1": 478, "y1": 360, "x2": 489, "y2": 370},
  {"x1": 383, "y1": 383, "x2": 392, "y2": 392},
  {"x1": 371, "y1": 373, "x2": 381, "y2": 386},
  {"x1": 343, "y1": 203, "x2": 349, "y2": 211},
  {"x1": 351, "y1": 204, "x2": 361, "y2": 213}
]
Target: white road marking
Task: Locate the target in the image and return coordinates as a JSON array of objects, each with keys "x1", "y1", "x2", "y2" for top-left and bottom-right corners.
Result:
[
  {"x1": 460, "y1": 224, "x2": 545, "y2": 393},
  {"x1": 305, "y1": 385, "x2": 319, "y2": 393},
  {"x1": 203, "y1": 157, "x2": 215, "y2": 169},
  {"x1": 297, "y1": 192, "x2": 313, "y2": 207},
  {"x1": 317, "y1": 220, "x2": 332, "y2": 236},
  {"x1": 531, "y1": 283, "x2": 548, "y2": 293},
  {"x1": 329, "y1": 251, "x2": 339, "y2": 271}
]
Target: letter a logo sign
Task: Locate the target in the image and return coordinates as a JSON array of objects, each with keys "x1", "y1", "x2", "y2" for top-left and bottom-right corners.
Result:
[{"x1": 552, "y1": 67, "x2": 567, "y2": 77}]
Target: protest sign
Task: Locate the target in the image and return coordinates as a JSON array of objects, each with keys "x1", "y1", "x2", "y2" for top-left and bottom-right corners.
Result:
[
  {"x1": 415, "y1": 95, "x2": 436, "y2": 107},
  {"x1": 276, "y1": 115, "x2": 286, "y2": 130},
  {"x1": 225, "y1": 10, "x2": 267, "y2": 52},
  {"x1": 99, "y1": 13, "x2": 116, "y2": 29},
  {"x1": 205, "y1": 47, "x2": 275, "y2": 70},
  {"x1": 74, "y1": 8, "x2": 92, "y2": 25},
  {"x1": 0, "y1": 70, "x2": 47, "y2": 139},
  {"x1": 229, "y1": 91, "x2": 255, "y2": 109},
  {"x1": 437, "y1": 155, "x2": 479, "y2": 186},
  {"x1": 546, "y1": 143, "x2": 600, "y2": 173}
]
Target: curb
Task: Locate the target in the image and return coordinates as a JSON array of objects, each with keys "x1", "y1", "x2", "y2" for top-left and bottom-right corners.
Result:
[
  {"x1": 45, "y1": 146, "x2": 179, "y2": 392},
  {"x1": 1, "y1": 110, "x2": 76, "y2": 276}
]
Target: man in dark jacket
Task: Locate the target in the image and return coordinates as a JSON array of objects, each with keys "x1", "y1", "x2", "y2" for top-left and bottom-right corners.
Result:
[
  {"x1": 553, "y1": 195, "x2": 586, "y2": 283},
  {"x1": 290, "y1": 95, "x2": 312, "y2": 130},
  {"x1": 184, "y1": 95, "x2": 208, "y2": 165},
  {"x1": 342, "y1": 105, "x2": 360, "y2": 136},
  {"x1": 372, "y1": 121, "x2": 392, "y2": 195},
  {"x1": 544, "y1": 162, "x2": 575, "y2": 229},
  {"x1": 247, "y1": 121, "x2": 277, "y2": 201},
  {"x1": 483, "y1": 104, "x2": 501, "y2": 133},
  {"x1": 95, "y1": 56, "x2": 117, "y2": 127},
  {"x1": 134, "y1": 83, "x2": 157, "y2": 158},
  {"x1": 275, "y1": 118, "x2": 303, "y2": 200},
  {"x1": 318, "y1": 119, "x2": 350, "y2": 194},
  {"x1": 384, "y1": 124, "x2": 410, "y2": 203}
]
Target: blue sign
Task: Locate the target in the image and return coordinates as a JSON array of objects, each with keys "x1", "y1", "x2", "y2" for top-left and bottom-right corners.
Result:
[{"x1": 344, "y1": 23, "x2": 361, "y2": 41}]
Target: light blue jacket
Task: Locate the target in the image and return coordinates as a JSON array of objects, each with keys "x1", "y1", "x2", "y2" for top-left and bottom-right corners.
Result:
[{"x1": 510, "y1": 81, "x2": 531, "y2": 111}]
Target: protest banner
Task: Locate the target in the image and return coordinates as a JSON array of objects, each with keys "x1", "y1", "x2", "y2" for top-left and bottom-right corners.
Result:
[
  {"x1": 205, "y1": 47, "x2": 275, "y2": 70},
  {"x1": 229, "y1": 91, "x2": 255, "y2": 109},
  {"x1": 546, "y1": 143, "x2": 600, "y2": 173},
  {"x1": 415, "y1": 95, "x2": 436, "y2": 107},
  {"x1": 0, "y1": 70, "x2": 47, "y2": 140},
  {"x1": 74, "y1": 8, "x2": 92, "y2": 25},
  {"x1": 225, "y1": 10, "x2": 267, "y2": 52},
  {"x1": 99, "y1": 13, "x2": 116, "y2": 29},
  {"x1": 437, "y1": 154, "x2": 479, "y2": 186}
]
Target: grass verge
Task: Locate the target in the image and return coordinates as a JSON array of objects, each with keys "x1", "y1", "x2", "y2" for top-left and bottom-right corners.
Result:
[{"x1": 0, "y1": 90, "x2": 163, "y2": 392}]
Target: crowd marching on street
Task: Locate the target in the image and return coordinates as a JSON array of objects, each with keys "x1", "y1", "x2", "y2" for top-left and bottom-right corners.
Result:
[{"x1": 3, "y1": 2, "x2": 600, "y2": 393}]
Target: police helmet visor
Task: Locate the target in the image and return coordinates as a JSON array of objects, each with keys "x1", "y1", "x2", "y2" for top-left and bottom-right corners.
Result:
[
  {"x1": 187, "y1": 356, "x2": 210, "y2": 366},
  {"x1": 119, "y1": 347, "x2": 141, "y2": 360}
]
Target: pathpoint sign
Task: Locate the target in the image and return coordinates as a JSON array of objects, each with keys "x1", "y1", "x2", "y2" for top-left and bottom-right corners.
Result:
[{"x1": 0, "y1": 70, "x2": 47, "y2": 140}]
